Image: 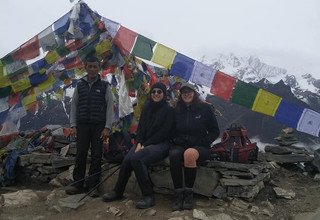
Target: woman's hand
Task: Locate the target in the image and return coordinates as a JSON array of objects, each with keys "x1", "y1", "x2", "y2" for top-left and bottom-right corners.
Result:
[{"x1": 135, "y1": 143, "x2": 144, "y2": 152}]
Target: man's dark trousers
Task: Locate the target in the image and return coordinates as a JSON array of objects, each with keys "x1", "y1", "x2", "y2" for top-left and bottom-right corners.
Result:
[{"x1": 73, "y1": 123, "x2": 104, "y2": 189}]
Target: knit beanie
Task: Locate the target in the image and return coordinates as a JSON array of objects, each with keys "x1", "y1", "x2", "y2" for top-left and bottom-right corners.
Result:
[{"x1": 150, "y1": 82, "x2": 167, "y2": 98}]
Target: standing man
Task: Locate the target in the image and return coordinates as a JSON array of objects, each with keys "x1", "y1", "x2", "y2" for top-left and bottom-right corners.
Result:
[{"x1": 65, "y1": 55, "x2": 114, "y2": 197}]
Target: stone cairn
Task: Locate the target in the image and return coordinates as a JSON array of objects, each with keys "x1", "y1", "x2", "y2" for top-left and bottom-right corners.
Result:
[
  {"x1": 1, "y1": 125, "x2": 273, "y2": 202},
  {"x1": 264, "y1": 127, "x2": 313, "y2": 164}
]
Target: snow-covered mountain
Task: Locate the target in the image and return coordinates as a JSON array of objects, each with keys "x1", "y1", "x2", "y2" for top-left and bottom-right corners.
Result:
[{"x1": 202, "y1": 53, "x2": 320, "y2": 109}]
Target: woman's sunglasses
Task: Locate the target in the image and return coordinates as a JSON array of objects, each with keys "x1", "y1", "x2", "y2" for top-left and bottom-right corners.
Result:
[{"x1": 151, "y1": 89, "x2": 163, "y2": 95}]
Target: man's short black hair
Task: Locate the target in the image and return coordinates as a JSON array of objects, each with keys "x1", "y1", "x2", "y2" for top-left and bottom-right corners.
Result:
[{"x1": 85, "y1": 55, "x2": 100, "y2": 63}]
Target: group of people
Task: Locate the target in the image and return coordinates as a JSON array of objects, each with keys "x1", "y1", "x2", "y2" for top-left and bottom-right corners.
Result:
[{"x1": 65, "y1": 55, "x2": 220, "y2": 211}]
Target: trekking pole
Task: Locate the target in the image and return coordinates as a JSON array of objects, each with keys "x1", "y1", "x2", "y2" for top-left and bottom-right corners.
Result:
[
  {"x1": 78, "y1": 165, "x2": 121, "y2": 202},
  {"x1": 64, "y1": 163, "x2": 120, "y2": 189}
]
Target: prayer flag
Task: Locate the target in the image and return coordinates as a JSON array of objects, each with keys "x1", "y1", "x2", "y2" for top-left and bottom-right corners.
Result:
[
  {"x1": 297, "y1": 108, "x2": 320, "y2": 136},
  {"x1": 38, "y1": 26, "x2": 58, "y2": 52},
  {"x1": 113, "y1": 26, "x2": 138, "y2": 55},
  {"x1": 252, "y1": 89, "x2": 282, "y2": 116},
  {"x1": 210, "y1": 71, "x2": 236, "y2": 101},
  {"x1": 169, "y1": 53, "x2": 195, "y2": 81},
  {"x1": 12, "y1": 36, "x2": 40, "y2": 61},
  {"x1": 151, "y1": 43, "x2": 177, "y2": 69},
  {"x1": 274, "y1": 99, "x2": 304, "y2": 129},
  {"x1": 131, "y1": 35, "x2": 156, "y2": 60},
  {"x1": 190, "y1": 61, "x2": 216, "y2": 87},
  {"x1": 231, "y1": 80, "x2": 259, "y2": 108}
]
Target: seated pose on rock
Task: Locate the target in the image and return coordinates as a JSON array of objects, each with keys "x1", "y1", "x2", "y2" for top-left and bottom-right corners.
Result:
[
  {"x1": 170, "y1": 82, "x2": 220, "y2": 211},
  {"x1": 103, "y1": 82, "x2": 174, "y2": 209}
]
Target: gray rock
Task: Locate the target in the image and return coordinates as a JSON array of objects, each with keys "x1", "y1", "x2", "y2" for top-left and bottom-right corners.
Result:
[
  {"x1": 58, "y1": 193, "x2": 88, "y2": 209},
  {"x1": 265, "y1": 152, "x2": 313, "y2": 163},
  {"x1": 1, "y1": 189, "x2": 39, "y2": 207},
  {"x1": 18, "y1": 154, "x2": 31, "y2": 166},
  {"x1": 227, "y1": 181, "x2": 264, "y2": 200},
  {"x1": 29, "y1": 153, "x2": 52, "y2": 164},
  {"x1": 273, "y1": 187, "x2": 295, "y2": 199},
  {"x1": 193, "y1": 209, "x2": 208, "y2": 220}
]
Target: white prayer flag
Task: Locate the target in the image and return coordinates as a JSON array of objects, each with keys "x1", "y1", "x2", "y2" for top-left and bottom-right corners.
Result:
[
  {"x1": 190, "y1": 61, "x2": 216, "y2": 87},
  {"x1": 297, "y1": 108, "x2": 320, "y2": 136}
]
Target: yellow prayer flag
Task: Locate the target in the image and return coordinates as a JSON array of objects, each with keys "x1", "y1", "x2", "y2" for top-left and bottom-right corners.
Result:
[
  {"x1": 45, "y1": 51, "x2": 60, "y2": 64},
  {"x1": 151, "y1": 43, "x2": 176, "y2": 69},
  {"x1": 11, "y1": 77, "x2": 31, "y2": 93},
  {"x1": 75, "y1": 68, "x2": 86, "y2": 77},
  {"x1": 0, "y1": 76, "x2": 11, "y2": 88},
  {"x1": 95, "y1": 39, "x2": 112, "y2": 56},
  {"x1": 252, "y1": 89, "x2": 282, "y2": 116},
  {"x1": 54, "y1": 88, "x2": 64, "y2": 101},
  {"x1": 22, "y1": 94, "x2": 36, "y2": 108}
]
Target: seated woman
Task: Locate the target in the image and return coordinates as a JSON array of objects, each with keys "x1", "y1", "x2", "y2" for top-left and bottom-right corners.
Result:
[
  {"x1": 170, "y1": 82, "x2": 220, "y2": 211},
  {"x1": 103, "y1": 82, "x2": 174, "y2": 209}
]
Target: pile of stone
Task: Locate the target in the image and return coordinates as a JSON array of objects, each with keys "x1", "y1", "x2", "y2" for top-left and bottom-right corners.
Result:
[
  {"x1": 100, "y1": 159, "x2": 272, "y2": 202},
  {"x1": 265, "y1": 127, "x2": 313, "y2": 163},
  {"x1": 0, "y1": 125, "x2": 77, "y2": 185},
  {"x1": 207, "y1": 160, "x2": 271, "y2": 201}
]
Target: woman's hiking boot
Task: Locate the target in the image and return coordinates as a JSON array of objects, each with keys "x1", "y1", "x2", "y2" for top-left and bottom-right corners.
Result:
[
  {"x1": 136, "y1": 195, "x2": 155, "y2": 209},
  {"x1": 171, "y1": 188, "x2": 184, "y2": 211},
  {"x1": 183, "y1": 187, "x2": 193, "y2": 210},
  {"x1": 102, "y1": 190, "x2": 124, "y2": 202}
]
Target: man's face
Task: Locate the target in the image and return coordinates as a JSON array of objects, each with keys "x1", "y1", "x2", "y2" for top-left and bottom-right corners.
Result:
[{"x1": 85, "y1": 61, "x2": 100, "y2": 79}]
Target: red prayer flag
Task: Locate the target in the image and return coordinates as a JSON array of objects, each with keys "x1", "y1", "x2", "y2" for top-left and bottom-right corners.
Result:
[
  {"x1": 12, "y1": 36, "x2": 40, "y2": 60},
  {"x1": 210, "y1": 71, "x2": 237, "y2": 101}
]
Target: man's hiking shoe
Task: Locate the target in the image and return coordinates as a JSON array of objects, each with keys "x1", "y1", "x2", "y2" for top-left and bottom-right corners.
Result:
[
  {"x1": 65, "y1": 186, "x2": 83, "y2": 195},
  {"x1": 102, "y1": 190, "x2": 124, "y2": 202},
  {"x1": 136, "y1": 195, "x2": 155, "y2": 209}
]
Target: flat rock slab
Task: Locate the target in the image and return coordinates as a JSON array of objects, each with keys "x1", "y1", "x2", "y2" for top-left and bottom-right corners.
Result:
[{"x1": 1, "y1": 189, "x2": 39, "y2": 207}]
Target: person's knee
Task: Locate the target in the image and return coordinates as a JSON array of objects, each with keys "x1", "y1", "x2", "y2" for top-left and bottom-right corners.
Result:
[{"x1": 184, "y1": 148, "x2": 199, "y2": 168}]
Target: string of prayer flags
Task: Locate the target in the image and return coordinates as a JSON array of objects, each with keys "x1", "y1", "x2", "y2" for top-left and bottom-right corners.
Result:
[
  {"x1": 169, "y1": 53, "x2": 195, "y2": 81},
  {"x1": 210, "y1": 70, "x2": 237, "y2": 101},
  {"x1": 252, "y1": 89, "x2": 282, "y2": 116}
]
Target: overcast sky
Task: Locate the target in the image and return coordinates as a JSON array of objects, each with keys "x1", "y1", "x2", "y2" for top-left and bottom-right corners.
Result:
[{"x1": 0, "y1": 0, "x2": 319, "y2": 76}]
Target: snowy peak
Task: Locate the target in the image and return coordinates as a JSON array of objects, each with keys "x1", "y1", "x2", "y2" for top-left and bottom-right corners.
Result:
[{"x1": 204, "y1": 53, "x2": 319, "y2": 97}]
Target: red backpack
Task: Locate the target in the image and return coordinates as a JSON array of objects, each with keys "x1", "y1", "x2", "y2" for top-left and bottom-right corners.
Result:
[{"x1": 211, "y1": 123, "x2": 258, "y2": 163}]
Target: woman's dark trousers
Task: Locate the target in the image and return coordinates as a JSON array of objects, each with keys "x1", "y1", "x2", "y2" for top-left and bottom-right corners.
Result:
[{"x1": 114, "y1": 142, "x2": 169, "y2": 196}]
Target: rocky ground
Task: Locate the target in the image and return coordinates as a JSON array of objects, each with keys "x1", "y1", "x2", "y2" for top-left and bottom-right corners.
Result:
[{"x1": 1, "y1": 163, "x2": 320, "y2": 220}]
